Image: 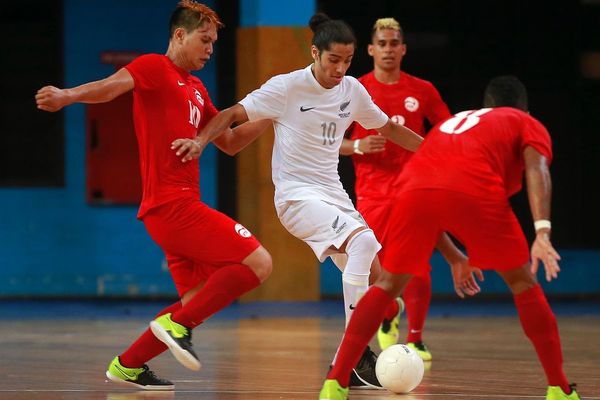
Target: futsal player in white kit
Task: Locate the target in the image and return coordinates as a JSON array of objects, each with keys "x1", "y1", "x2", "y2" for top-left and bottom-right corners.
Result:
[{"x1": 171, "y1": 12, "x2": 428, "y2": 388}]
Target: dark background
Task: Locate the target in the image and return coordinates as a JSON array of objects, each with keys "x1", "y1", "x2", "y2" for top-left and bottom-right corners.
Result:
[{"x1": 0, "y1": 1, "x2": 64, "y2": 186}]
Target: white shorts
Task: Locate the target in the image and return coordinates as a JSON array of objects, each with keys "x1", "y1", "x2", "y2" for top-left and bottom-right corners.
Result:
[{"x1": 276, "y1": 199, "x2": 378, "y2": 263}]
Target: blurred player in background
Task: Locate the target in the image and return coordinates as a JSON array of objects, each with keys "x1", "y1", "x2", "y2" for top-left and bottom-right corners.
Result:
[
  {"x1": 340, "y1": 17, "x2": 452, "y2": 360},
  {"x1": 321, "y1": 76, "x2": 581, "y2": 400},
  {"x1": 36, "y1": 1, "x2": 272, "y2": 390}
]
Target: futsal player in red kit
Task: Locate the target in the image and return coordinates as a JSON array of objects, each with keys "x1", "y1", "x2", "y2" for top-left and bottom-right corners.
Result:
[
  {"x1": 36, "y1": 1, "x2": 272, "y2": 390},
  {"x1": 320, "y1": 76, "x2": 581, "y2": 400},
  {"x1": 340, "y1": 18, "x2": 452, "y2": 360}
]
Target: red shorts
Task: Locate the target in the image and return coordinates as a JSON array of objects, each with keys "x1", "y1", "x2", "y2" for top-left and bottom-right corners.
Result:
[
  {"x1": 143, "y1": 197, "x2": 261, "y2": 296},
  {"x1": 382, "y1": 189, "x2": 529, "y2": 277},
  {"x1": 358, "y1": 200, "x2": 431, "y2": 274}
]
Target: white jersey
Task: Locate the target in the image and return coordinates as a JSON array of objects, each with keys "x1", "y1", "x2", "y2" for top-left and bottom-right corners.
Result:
[{"x1": 239, "y1": 64, "x2": 388, "y2": 207}]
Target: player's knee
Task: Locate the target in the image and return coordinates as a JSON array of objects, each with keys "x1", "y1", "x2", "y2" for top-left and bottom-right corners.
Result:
[
  {"x1": 347, "y1": 229, "x2": 379, "y2": 260},
  {"x1": 498, "y1": 263, "x2": 537, "y2": 294},
  {"x1": 244, "y1": 246, "x2": 273, "y2": 283},
  {"x1": 376, "y1": 270, "x2": 411, "y2": 298},
  {"x1": 343, "y1": 229, "x2": 380, "y2": 279}
]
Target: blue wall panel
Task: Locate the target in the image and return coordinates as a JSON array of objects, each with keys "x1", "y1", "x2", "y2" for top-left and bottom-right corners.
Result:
[
  {"x1": 321, "y1": 250, "x2": 600, "y2": 297},
  {"x1": 0, "y1": 0, "x2": 218, "y2": 296},
  {"x1": 241, "y1": 0, "x2": 315, "y2": 27}
]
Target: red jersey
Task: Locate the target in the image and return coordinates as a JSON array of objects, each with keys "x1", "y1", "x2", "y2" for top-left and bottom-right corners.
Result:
[
  {"x1": 125, "y1": 54, "x2": 218, "y2": 218},
  {"x1": 399, "y1": 107, "x2": 552, "y2": 199},
  {"x1": 350, "y1": 71, "x2": 450, "y2": 203}
]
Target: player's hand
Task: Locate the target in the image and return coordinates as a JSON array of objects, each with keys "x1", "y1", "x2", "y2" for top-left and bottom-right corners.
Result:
[
  {"x1": 171, "y1": 138, "x2": 203, "y2": 162},
  {"x1": 35, "y1": 86, "x2": 70, "y2": 112},
  {"x1": 357, "y1": 135, "x2": 386, "y2": 153},
  {"x1": 450, "y1": 258, "x2": 484, "y2": 298},
  {"x1": 530, "y1": 231, "x2": 561, "y2": 282}
]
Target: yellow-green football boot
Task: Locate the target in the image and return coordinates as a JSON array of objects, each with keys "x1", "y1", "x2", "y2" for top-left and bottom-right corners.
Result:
[
  {"x1": 546, "y1": 384, "x2": 581, "y2": 400},
  {"x1": 319, "y1": 379, "x2": 349, "y2": 400},
  {"x1": 407, "y1": 341, "x2": 433, "y2": 361},
  {"x1": 105, "y1": 356, "x2": 174, "y2": 390},
  {"x1": 150, "y1": 313, "x2": 201, "y2": 371},
  {"x1": 377, "y1": 297, "x2": 404, "y2": 351}
]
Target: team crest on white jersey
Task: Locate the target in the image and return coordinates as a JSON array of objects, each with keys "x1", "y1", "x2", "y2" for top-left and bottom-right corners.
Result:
[
  {"x1": 235, "y1": 223, "x2": 252, "y2": 238},
  {"x1": 194, "y1": 89, "x2": 204, "y2": 106},
  {"x1": 404, "y1": 97, "x2": 419, "y2": 112},
  {"x1": 339, "y1": 100, "x2": 351, "y2": 118}
]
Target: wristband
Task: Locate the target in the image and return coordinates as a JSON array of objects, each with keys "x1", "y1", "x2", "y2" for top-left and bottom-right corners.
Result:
[
  {"x1": 534, "y1": 219, "x2": 551, "y2": 232},
  {"x1": 353, "y1": 139, "x2": 364, "y2": 155}
]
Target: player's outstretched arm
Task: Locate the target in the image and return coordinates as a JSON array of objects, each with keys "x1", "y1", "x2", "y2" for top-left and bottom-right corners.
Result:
[
  {"x1": 35, "y1": 68, "x2": 134, "y2": 112},
  {"x1": 524, "y1": 146, "x2": 561, "y2": 281},
  {"x1": 213, "y1": 119, "x2": 272, "y2": 156},
  {"x1": 375, "y1": 119, "x2": 423, "y2": 152}
]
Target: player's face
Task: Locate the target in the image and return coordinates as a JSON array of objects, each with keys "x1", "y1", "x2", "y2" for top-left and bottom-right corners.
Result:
[
  {"x1": 311, "y1": 43, "x2": 354, "y2": 89},
  {"x1": 180, "y1": 21, "x2": 218, "y2": 71},
  {"x1": 368, "y1": 29, "x2": 406, "y2": 72}
]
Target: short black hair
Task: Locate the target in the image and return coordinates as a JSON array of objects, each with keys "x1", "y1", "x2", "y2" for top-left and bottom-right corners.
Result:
[
  {"x1": 309, "y1": 12, "x2": 356, "y2": 54},
  {"x1": 483, "y1": 75, "x2": 528, "y2": 111},
  {"x1": 169, "y1": 0, "x2": 223, "y2": 38}
]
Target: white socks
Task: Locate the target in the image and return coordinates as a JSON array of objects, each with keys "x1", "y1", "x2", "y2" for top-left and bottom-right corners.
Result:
[{"x1": 341, "y1": 229, "x2": 380, "y2": 327}]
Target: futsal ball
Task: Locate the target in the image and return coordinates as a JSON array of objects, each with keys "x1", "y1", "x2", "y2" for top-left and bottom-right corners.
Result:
[{"x1": 375, "y1": 344, "x2": 424, "y2": 393}]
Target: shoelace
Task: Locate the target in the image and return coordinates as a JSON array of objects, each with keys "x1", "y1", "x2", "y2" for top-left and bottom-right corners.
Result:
[
  {"x1": 181, "y1": 330, "x2": 193, "y2": 346},
  {"x1": 141, "y1": 366, "x2": 159, "y2": 380}
]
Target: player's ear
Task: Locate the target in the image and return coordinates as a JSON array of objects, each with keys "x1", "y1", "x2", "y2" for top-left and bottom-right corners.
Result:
[
  {"x1": 173, "y1": 27, "x2": 186, "y2": 43},
  {"x1": 311, "y1": 45, "x2": 320, "y2": 62},
  {"x1": 367, "y1": 44, "x2": 375, "y2": 57},
  {"x1": 401, "y1": 43, "x2": 407, "y2": 56}
]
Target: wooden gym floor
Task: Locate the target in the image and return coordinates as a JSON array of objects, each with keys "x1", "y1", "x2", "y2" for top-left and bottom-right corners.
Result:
[{"x1": 0, "y1": 301, "x2": 598, "y2": 400}]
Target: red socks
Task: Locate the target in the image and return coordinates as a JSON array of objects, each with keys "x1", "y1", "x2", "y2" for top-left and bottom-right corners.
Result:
[
  {"x1": 328, "y1": 286, "x2": 394, "y2": 387},
  {"x1": 119, "y1": 301, "x2": 182, "y2": 367},
  {"x1": 118, "y1": 264, "x2": 260, "y2": 368},
  {"x1": 383, "y1": 296, "x2": 399, "y2": 320},
  {"x1": 514, "y1": 284, "x2": 570, "y2": 393},
  {"x1": 404, "y1": 274, "x2": 431, "y2": 343},
  {"x1": 171, "y1": 264, "x2": 260, "y2": 329}
]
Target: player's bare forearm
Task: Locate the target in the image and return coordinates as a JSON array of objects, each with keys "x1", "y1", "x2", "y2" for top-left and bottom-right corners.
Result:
[
  {"x1": 195, "y1": 104, "x2": 249, "y2": 149},
  {"x1": 36, "y1": 68, "x2": 134, "y2": 112},
  {"x1": 435, "y1": 232, "x2": 466, "y2": 265},
  {"x1": 376, "y1": 119, "x2": 423, "y2": 152},
  {"x1": 340, "y1": 138, "x2": 355, "y2": 156},
  {"x1": 523, "y1": 146, "x2": 560, "y2": 281},
  {"x1": 340, "y1": 135, "x2": 387, "y2": 156},
  {"x1": 69, "y1": 69, "x2": 134, "y2": 104},
  {"x1": 524, "y1": 146, "x2": 552, "y2": 223},
  {"x1": 213, "y1": 119, "x2": 271, "y2": 156},
  {"x1": 173, "y1": 105, "x2": 250, "y2": 163},
  {"x1": 437, "y1": 233, "x2": 484, "y2": 297}
]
